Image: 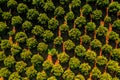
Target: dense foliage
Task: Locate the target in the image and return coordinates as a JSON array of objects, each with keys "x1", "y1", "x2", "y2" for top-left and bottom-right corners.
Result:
[
  {"x1": 58, "y1": 52, "x2": 69, "y2": 64},
  {"x1": 69, "y1": 57, "x2": 80, "y2": 69},
  {"x1": 0, "y1": 0, "x2": 120, "y2": 80}
]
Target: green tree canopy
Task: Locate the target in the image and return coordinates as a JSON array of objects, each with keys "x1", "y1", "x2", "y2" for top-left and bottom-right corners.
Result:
[
  {"x1": 107, "y1": 60, "x2": 119, "y2": 73},
  {"x1": 58, "y1": 52, "x2": 69, "y2": 64},
  {"x1": 7, "y1": 0, "x2": 18, "y2": 9},
  {"x1": 15, "y1": 32, "x2": 27, "y2": 43},
  {"x1": 112, "y1": 19, "x2": 120, "y2": 30},
  {"x1": 96, "y1": 0, "x2": 109, "y2": 8},
  {"x1": 37, "y1": 13, "x2": 49, "y2": 25},
  {"x1": 64, "y1": 39, "x2": 75, "y2": 51},
  {"x1": 112, "y1": 77, "x2": 119, "y2": 80},
  {"x1": 0, "y1": 22, "x2": 8, "y2": 34},
  {"x1": 1, "y1": 39, "x2": 11, "y2": 50},
  {"x1": 4, "y1": 55, "x2": 15, "y2": 68},
  {"x1": 0, "y1": 67, "x2": 11, "y2": 78},
  {"x1": 117, "y1": 66, "x2": 120, "y2": 78},
  {"x1": 69, "y1": 57, "x2": 80, "y2": 69},
  {"x1": 47, "y1": 76, "x2": 57, "y2": 80},
  {"x1": 66, "y1": 11, "x2": 74, "y2": 21},
  {"x1": 42, "y1": 59, "x2": 53, "y2": 70},
  {"x1": 20, "y1": 49, "x2": 32, "y2": 61},
  {"x1": 86, "y1": 22, "x2": 96, "y2": 31},
  {"x1": 100, "y1": 72, "x2": 112, "y2": 80},
  {"x1": 59, "y1": 0, "x2": 70, "y2": 5},
  {"x1": 92, "y1": 10, "x2": 102, "y2": 20},
  {"x1": 62, "y1": 69, "x2": 75, "y2": 80},
  {"x1": 90, "y1": 39, "x2": 102, "y2": 49},
  {"x1": 82, "y1": 4, "x2": 92, "y2": 16},
  {"x1": 36, "y1": 71, "x2": 48, "y2": 80},
  {"x1": 11, "y1": 44, "x2": 22, "y2": 56},
  {"x1": 109, "y1": 31, "x2": 119, "y2": 41},
  {"x1": 74, "y1": 45, "x2": 86, "y2": 57},
  {"x1": 37, "y1": 42, "x2": 48, "y2": 54},
  {"x1": 102, "y1": 44, "x2": 112, "y2": 55},
  {"x1": 2, "y1": 12, "x2": 12, "y2": 20},
  {"x1": 85, "y1": 50, "x2": 97, "y2": 63},
  {"x1": 22, "y1": 77, "x2": 29, "y2": 80},
  {"x1": 8, "y1": 72, "x2": 22, "y2": 80},
  {"x1": 22, "y1": 20, "x2": 32, "y2": 31},
  {"x1": 81, "y1": 35, "x2": 91, "y2": 44},
  {"x1": 96, "y1": 26, "x2": 108, "y2": 37},
  {"x1": 32, "y1": 0, "x2": 45, "y2": 7},
  {"x1": 42, "y1": 30, "x2": 54, "y2": 42},
  {"x1": 69, "y1": 28, "x2": 81, "y2": 40},
  {"x1": 71, "y1": 0, "x2": 81, "y2": 9},
  {"x1": 26, "y1": 37, "x2": 38, "y2": 49},
  {"x1": 43, "y1": 0, "x2": 55, "y2": 12},
  {"x1": 31, "y1": 25, "x2": 44, "y2": 37},
  {"x1": 108, "y1": 2, "x2": 120, "y2": 13},
  {"x1": 48, "y1": 18, "x2": 59, "y2": 30},
  {"x1": 11, "y1": 16, "x2": 23, "y2": 26},
  {"x1": 15, "y1": 61, "x2": 27, "y2": 73},
  {"x1": 112, "y1": 48, "x2": 120, "y2": 61},
  {"x1": 25, "y1": 66, "x2": 37, "y2": 79},
  {"x1": 59, "y1": 23, "x2": 69, "y2": 33},
  {"x1": 74, "y1": 16, "x2": 86, "y2": 28},
  {"x1": 54, "y1": 36, "x2": 63, "y2": 45},
  {"x1": 92, "y1": 67, "x2": 101, "y2": 79},
  {"x1": 74, "y1": 74, "x2": 85, "y2": 80},
  {"x1": 26, "y1": 9, "x2": 39, "y2": 20},
  {"x1": 54, "y1": 6, "x2": 65, "y2": 17},
  {"x1": 79, "y1": 63, "x2": 91, "y2": 76},
  {"x1": 51, "y1": 64, "x2": 64, "y2": 76},
  {"x1": 31, "y1": 54, "x2": 44, "y2": 66},
  {"x1": 17, "y1": 3, "x2": 28, "y2": 14},
  {"x1": 48, "y1": 48, "x2": 58, "y2": 56},
  {"x1": 96, "y1": 56, "x2": 108, "y2": 66},
  {"x1": 0, "y1": 51, "x2": 6, "y2": 61},
  {"x1": 104, "y1": 16, "x2": 111, "y2": 23}
]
